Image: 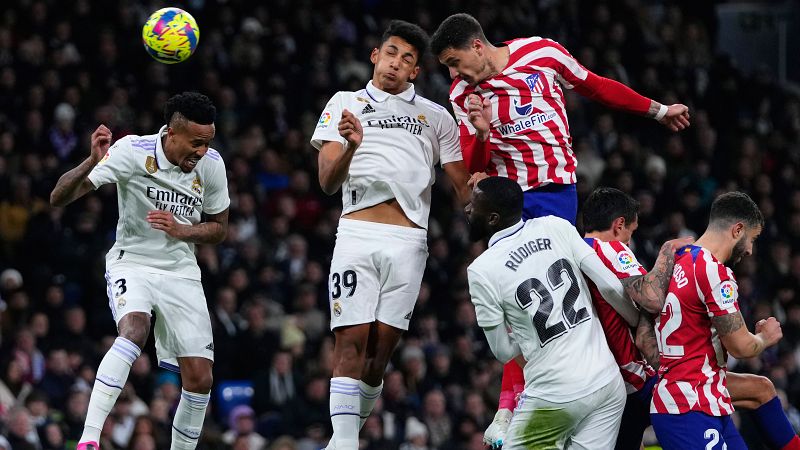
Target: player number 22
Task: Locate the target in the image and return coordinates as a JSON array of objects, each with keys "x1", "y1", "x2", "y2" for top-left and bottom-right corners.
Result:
[
  {"x1": 331, "y1": 270, "x2": 357, "y2": 299},
  {"x1": 515, "y1": 258, "x2": 590, "y2": 347}
]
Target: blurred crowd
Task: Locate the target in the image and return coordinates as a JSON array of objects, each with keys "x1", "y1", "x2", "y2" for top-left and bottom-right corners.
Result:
[{"x1": 1, "y1": 0, "x2": 800, "y2": 449}]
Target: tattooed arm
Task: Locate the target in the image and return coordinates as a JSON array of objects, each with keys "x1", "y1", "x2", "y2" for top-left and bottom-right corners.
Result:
[
  {"x1": 635, "y1": 312, "x2": 660, "y2": 369},
  {"x1": 712, "y1": 313, "x2": 783, "y2": 359},
  {"x1": 621, "y1": 237, "x2": 694, "y2": 314}
]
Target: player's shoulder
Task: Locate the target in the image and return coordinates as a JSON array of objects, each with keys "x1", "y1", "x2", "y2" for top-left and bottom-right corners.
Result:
[
  {"x1": 331, "y1": 89, "x2": 367, "y2": 104},
  {"x1": 197, "y1": 147, "x2": 225, "y2": 171},
  {"x1": 127, "y1": 133, "x2": 159, "y2": 152},
  {"x1": 448, "y1": 79, "x2": 472, "y2": 103},
  {"x1": 695, "y1": 246, "x2": 735, "y2": 282},
  {"x1": 532, "y1": 215, "x2": 573, "y2": 232}
]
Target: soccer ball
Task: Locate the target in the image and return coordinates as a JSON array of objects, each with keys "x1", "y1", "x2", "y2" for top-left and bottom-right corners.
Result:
[{"x1": 142, "y1": 7, "x2": 200, "y2": 64}]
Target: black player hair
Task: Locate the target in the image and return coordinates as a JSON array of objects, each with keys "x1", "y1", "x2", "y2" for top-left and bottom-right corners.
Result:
[
  {"x1": 430, "y1": 13, "x2": 488, "y2": 56},
  {"x1": 163, "y1": 92, "x2": 216, "y2": 126},
  {"x1": 476, "y1": 176, "x2": 523, "y2": 221},
  {"x1": 582, "y1": 187, "x2": 640, "y2": 233},
  {"x1": 381, "y1": 20, "x2": 430, "y2": 62},
  {"x1": 708, "y1": 191, "x2": 764, "y2": 230}
]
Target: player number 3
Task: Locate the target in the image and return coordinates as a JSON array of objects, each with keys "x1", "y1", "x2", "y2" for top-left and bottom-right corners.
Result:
[{"x1": 331, "y1": 270, "x2": 357, "y2": 299}]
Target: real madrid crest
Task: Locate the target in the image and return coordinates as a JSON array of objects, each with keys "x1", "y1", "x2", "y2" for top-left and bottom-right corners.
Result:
[
  {"x1": 417, "y1": 114, "x2": 428, "y2": 126},
  {"x1": 333, "y1": 302, "x2": 342, "y2": 317},
  {"x1": 145, "y1": 155, "x2": 158, "y2": 174},
  {"x1": 117, "y1": 297, "x2": 126, "y2": 309},
  {"x1": 192, "y1": 175, "x2": 203, "y2": 195}
]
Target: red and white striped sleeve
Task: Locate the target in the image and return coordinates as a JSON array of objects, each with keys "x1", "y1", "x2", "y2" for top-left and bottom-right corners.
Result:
[
  {"x1": 596, "y1": 241, "x2": 648, "y2": 279},
  {"x1": 696, "y1": 250, "x2": 739, "y2": 316}
]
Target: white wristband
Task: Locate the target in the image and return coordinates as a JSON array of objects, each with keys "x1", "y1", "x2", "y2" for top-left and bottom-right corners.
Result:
[{"x1": 654, "y1": 104, "x2": 668, "y2": 121}]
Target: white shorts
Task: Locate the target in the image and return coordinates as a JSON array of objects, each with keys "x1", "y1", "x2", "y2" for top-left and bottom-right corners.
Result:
[
  {"x1": 104, "y1": 266, "x2": 214, "y2": 372},
  {"x1": 328, "y1": 219, "x2": 428, "y2": 331},
  {"x1": 504, "y1": 375, "x2": 626, "y2": 450}
]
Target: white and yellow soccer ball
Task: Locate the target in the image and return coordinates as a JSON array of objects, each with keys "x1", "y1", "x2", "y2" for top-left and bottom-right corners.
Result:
[{"x1": 142, "y1": 7, "x2": 200, "y2": 64}]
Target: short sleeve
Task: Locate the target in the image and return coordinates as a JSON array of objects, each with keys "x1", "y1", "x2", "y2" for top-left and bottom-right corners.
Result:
[
  {"x1": 598, "y1": 241, "x2": 648, "y2": 279},
  {"x1": 88, "y1": 137, "x2": 133, "y2": 188},
  {"x1": 310, "y1": 92, "x2": 347, "y2": 150},
  {"x1": 468, "y1": 268, "x2": 505, "y2": 328},
  {"x1": 438, "y1": 113, "x2": 463, "y2": 166},
  {"x1": 201, "y1": 151, "x2": 230, "y2": 215},
  {"x1": 697, "y1": 252, "x2": 739, "y2": 316}
]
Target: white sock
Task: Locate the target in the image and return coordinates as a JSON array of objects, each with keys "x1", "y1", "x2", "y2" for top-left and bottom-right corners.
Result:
[
  {"x1": 80, "y1": 337, "x2": 141, "y2": 443},
  {"x1": 358, "y1": 380, "x2": 383, "y2": 428},
  {"x1": 329, "y1": 377, "x2": 360, "y2": 450},
  {"x1": 171, "y1": 389, "x2": 210, "y2": 450},
  {"x1": 326, "y1": 379, "x2": 384, "y2": 449}
]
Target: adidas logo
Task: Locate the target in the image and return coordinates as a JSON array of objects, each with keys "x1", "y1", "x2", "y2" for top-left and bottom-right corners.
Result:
[
  {"x1": 205, "y1": 342, "x2": 214, "y2": 351},
  {"x1": 361, "y1": 104, "x2": 375, "y2": 114},
  {"x1": 404, "y1": 311, "x2": 413, "y2": 320}
]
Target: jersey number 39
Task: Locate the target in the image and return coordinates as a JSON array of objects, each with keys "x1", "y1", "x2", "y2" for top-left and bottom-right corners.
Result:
[{"x1": 515, "y1": 258, "x2": 590, "y2": 347}]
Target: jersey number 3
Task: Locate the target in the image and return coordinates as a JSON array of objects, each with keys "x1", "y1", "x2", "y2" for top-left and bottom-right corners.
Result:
[{"x1": 515, "y1": 258, "x2": 589, "y2": 347}]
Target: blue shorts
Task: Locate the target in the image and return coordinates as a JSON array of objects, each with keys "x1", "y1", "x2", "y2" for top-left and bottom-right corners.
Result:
[
  {"x1": 616, "y1": 376, "x2": 656, "y2": 450},
  {"x1": 651, "y1": 411, "x2": 747, "y2": 450},
  {"x1": 522, "y1": 183, "x2": 577, "y2": 224}
]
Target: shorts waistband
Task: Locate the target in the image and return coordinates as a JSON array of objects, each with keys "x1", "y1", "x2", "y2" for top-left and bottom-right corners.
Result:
[{"x1": 338, "y1": 218, "x2": 428, "y2": 240}]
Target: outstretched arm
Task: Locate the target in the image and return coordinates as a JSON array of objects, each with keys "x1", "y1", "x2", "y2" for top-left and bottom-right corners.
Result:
[
  {"x1": 621, "y1": 237, "x2": 694, "y2": 313},
  {"x1": 50, "y1": 125, "x2": 112, "y2": 207},
  {"x1": 572, "y1": 72, "x2": 690, "y2": 131}
]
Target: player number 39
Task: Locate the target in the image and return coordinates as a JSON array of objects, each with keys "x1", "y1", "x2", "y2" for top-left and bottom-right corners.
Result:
[{"x1": 331, "y1": 270, "x2": 357, "y2": 299}]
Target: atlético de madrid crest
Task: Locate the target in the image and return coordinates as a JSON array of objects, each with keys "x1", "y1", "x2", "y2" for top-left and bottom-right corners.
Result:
[{"x1": 145, "y1": 156, "x2": 158, "y2": 174}]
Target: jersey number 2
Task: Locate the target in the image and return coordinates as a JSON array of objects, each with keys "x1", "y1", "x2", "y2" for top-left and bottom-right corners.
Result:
[{"x1": 515, "y1": 258, "x2": 589, "y2": 347}]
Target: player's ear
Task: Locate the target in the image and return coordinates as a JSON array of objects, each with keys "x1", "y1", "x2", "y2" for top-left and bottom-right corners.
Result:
[
  {"x1": 732, "y1": 222, "x2": 745, "y2": 240},
  {"x1": 409, "y1": 65, "x2": 420, "y2": 81},
  {"x1": 487, "y1": 212, "x2": 500, "y2": 227},
  {"x1": 370, "y1": 47, "x2": 379, "y2": 64}
]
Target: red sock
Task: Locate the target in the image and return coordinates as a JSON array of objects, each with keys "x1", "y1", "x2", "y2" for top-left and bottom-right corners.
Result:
[{"x1": 499, "y1": 360, "x2": 525, "y2": 410}]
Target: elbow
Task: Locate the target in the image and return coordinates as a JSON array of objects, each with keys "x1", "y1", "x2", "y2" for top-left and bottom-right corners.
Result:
[
  {"x1": 642, "y1": 299, "x2": 664, "y2": 315},
  {"x1": 318, "y1": 174, "x2": 338, "y2": 196},
  {"x1": 50, "y1": 192, "x2": 65, "y2": 208}
]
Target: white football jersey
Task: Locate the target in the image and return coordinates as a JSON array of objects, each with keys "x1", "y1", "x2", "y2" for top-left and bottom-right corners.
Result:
[
  {"x1": 310, "y1": 81, "x2": 462, "y2": 229},
  {"x1": 468, "y1": 217, "x2": 620, "y2": 402},
  {"x1": 88, "y1": 126, "x2": 230, "y2": 280}
]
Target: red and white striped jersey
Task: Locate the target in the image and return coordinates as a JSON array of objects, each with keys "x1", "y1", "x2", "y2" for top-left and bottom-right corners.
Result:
[
  {"x1": 651, "y1": 245, "x2": 738, "y2": 416},
  {"x1": 449, "y1": 37, "x2": 588, "y2": 190},
  {"x1": 584, "y1": 238, "x2": 655, "y2": 394}
]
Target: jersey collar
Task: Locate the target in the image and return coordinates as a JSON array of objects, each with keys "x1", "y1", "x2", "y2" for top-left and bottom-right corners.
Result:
[
  {"x1": 155, "y1": 125, "x2": 177, "y2": 170},
  {"x1": 488, "y1": 220, "x2": 525, "y2": 247},
  {"x1": 364, "y1": 80, "x2": 416, "y2": 103}
]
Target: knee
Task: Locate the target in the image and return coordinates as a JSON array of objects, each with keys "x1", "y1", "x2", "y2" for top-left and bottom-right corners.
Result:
[
  {"x1": 118, "y1": 313, "x2": 150, "y2": 350},
  {"x1": 182, "y1": 370, "x2": 213, "y2": 394},
  {"x1": 754, "y1": 375, "x2": 777, "y2": 404}
]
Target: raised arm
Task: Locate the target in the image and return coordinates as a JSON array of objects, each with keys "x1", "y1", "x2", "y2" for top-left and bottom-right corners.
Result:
[
  {"x1": 317, "y1": 109, "x2": 362, "y2": 195},
  {"x1": 50, "y1": 125, "x2": 111, "y2": 207},
  {"x1": 622, "y1": 237, "x2": 694, "y2": 313},
  {"x1": 712, "y1": 313, "x2": 782, "y2": 359}
]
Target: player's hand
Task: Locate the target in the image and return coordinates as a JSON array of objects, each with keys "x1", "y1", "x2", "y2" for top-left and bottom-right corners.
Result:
[
  {"x1": 468, "y1": 172, "x2": 489, "y2": 189},
  {"x1": 90, "y1": 125, "x2": 112, "y2": 164},
  {"x1": 756, "y1": 317, "x2": 783, "y2": 348},
  {"x1": 467, "y1": 94, "x2": 492, "y2": 141},
  {"x1": 147, "y1": 210, "x2": 187, "y2": 239},
  {"x1": 483, "y1": 408, "x2": 512, "y2": 449},
  {"x1": 338, "y1": 109, "x2": 363, "y2": 150},
  {"x1": 658, "y1": 104, "x2": 690, "y2": 132},
  {"x1": 662, "y1": 236, "x2": 695, "y2": 253}
]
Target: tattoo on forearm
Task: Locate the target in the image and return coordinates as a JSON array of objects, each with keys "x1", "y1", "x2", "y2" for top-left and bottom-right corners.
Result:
[
  {"x1": 711, "y1": 312, "x2": 745, "y2": 336},
  {"x1": 622, "y1": 243, "x2": 675, "y2": 313},
  {"x1": 635, "y1": 313, "x2": 660, "y2": 369},
  {"x1": 647, "y1": 100, "x2": 661, "y2": 118},
  {"x1": 51, "y1": 158, "x2": 96, "y2": 206}
]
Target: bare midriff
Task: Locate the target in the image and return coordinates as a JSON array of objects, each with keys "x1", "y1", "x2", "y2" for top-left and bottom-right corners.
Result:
[{"x1": 342, "y1": 198, "x2": 421, "y2": 229}]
